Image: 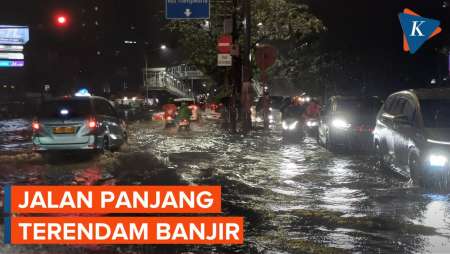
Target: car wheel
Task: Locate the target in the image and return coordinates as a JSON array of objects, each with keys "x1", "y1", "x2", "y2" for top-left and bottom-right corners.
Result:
[{"x1": 102, "y1": 136, "x2": 110, "y2": 152}]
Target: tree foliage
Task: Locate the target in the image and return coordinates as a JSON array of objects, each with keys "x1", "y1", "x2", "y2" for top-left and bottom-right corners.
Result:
[{"x1": 166, "y1": 0, "x2": 325, "y2": 86}]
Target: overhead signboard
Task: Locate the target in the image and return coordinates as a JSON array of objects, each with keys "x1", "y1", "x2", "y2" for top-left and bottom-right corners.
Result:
[
  {"x1": 166, "y1": 0, "x2": 210, "y2": 19},
  {"x1": 0, "y1": 25, "x2": 29, "y2": 45},
  {"x1": 217, "y1": 54, "x2": 232, "y2": 67},
  {"x1": 0, "y1": 60, "x2": 24, "y2": 67}
]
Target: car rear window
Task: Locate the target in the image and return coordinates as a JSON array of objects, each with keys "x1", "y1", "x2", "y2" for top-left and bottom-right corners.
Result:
[{"x1": 38, "y1": 99, "x2": 92, "y2": 119}]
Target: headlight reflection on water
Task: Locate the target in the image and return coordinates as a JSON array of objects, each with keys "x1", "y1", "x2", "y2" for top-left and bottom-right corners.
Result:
[{"x1": 332, "y1": 119, "x2": 351, "y2": 129}]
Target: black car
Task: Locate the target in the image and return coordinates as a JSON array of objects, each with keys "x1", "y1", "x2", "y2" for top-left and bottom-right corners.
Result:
[
  {"x1": 373, "y1": 88, "x2": 450, "y2": 189},
  {"x1": 318, "y1": 96, "x2": 382, "y2": 151}
]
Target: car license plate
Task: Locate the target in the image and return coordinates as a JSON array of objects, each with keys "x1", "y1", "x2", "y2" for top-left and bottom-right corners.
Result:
[{"x1": 53, "y1": 126, "x2": 75, "y2": 134}]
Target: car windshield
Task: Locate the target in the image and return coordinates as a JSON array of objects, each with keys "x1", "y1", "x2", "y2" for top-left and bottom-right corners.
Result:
[
  {"x1": 337, "y1": 99, "x2": 381, "y2": 116},
  {"x1": 421, "y1": 99, "x2": 450, "y2": 128},
  {"x1": 283, "y1": 104, "x2": 306, "y2": 119},
  {"x1": 38, "y1": 99, "x2": 92, "y2": 119}
]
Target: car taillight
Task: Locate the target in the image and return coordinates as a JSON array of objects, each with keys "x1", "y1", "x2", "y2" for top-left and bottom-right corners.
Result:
[
  {"x1": 32, "y1": 121, "x2": 40, "y2": 132},
  {"x1": 88, "y1": 118, "x2": 97, "y2": 129}
]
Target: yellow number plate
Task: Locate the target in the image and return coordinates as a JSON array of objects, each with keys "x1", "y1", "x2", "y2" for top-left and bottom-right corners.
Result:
[{"x1": 53, "y1": 126, "x2": 75, "y2": 134}]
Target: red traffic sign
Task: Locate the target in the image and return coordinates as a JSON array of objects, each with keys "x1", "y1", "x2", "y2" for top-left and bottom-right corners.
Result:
[
  {"x1": 255, "y1": 45, "x2": 277, "y2": 71},
  {"x1": 217, "y1": 35, "x2": 232, "y2": 54}
]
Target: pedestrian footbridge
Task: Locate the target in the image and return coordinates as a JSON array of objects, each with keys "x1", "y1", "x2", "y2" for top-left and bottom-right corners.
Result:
[{"x1": 143, "y1": 65, "x2": 207, "y2": 98}]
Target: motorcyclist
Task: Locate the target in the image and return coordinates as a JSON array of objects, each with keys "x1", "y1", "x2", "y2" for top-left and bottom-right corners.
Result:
[
  {"x1": 177, "y1": 102, "x2": 192, "y2": 122},
  {"x1": 305, "y1": 99, "x2": 321, "y2": 119},
  {"x1": 262, "y1": 88, "x2": 271, "y2": 129},
  {"x1": 162, "y1": 98, "x2": 177, "y2": 121}
]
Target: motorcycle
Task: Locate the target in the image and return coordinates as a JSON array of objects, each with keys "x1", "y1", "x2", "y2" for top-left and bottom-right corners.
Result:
[
  {"x1": 282, "y1": 118, "x2": 305, "y2": 140},
  {"x1": 164, "y1": 115, "x2": 176, "y2": 129},
  {"x1": 178, "y1": 118, "x2": 191, "y2": 131}
]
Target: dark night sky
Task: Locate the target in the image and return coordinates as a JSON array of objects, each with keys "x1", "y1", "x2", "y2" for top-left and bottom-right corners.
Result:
[
  {"x1": 0, "y1": 0, "x2": 448, "y2": 96},
  {"x1": 308, "y1": 0, "x2": 449, "y2": 95},
  {"x1": 0, "y1": 0, "x2": 179, "y2": 94}
]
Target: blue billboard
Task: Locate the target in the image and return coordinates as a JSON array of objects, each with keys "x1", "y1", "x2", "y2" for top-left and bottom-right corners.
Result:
[{"x1": 166, "y1": 0, "x2": 210, "y2": 19}]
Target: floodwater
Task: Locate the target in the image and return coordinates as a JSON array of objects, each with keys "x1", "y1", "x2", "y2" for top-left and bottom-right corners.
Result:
[
  {"x1": 1, "y1": 118, "x2": 450, "y2": 253},
  {"x1": 0, "y1": 119, "x2": 31, "y2": 152}
]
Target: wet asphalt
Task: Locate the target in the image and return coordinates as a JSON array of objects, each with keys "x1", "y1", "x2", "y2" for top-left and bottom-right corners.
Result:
[{"x1": 0, "y1": 118, "x2": 450, "y2": 254}]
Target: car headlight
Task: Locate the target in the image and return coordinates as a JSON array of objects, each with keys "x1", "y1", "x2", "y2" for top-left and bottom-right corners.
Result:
[
  {"x1": 307, "y1": 120, "x2": 318, "y2": 127},
  {"x1": 429, "y1": 155, "x2": 448, "y2": 167},
  {"x1": 332, "y1": 119, "x2": 351, "y2": 129},
  {"x1": 289, "y1": 121, "x2": 298, "y2": 130},
  {"x1": 283, "y1": 121, "x2": 299, "y2": 130}
]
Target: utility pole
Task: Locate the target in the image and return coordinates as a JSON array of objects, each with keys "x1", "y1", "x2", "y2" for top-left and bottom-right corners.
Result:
[
  {"x1": 229, "y1": 0, "x2": 239, "y2": 133},
  {"x1": 241, "y1": 0, "x2": 252, "y2": 132}
]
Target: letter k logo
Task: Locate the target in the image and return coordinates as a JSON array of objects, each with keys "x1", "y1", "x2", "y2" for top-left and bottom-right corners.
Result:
[{"x1": 399, "y1": 9, "x2": 442, "y2": 54}]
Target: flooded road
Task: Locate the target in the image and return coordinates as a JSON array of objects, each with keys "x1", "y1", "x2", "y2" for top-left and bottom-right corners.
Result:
[
  {"x1": 0, "y1": 119, "x2": 31, "y2": 153},
  {"x1": 1, "y1": 118, "x2": 450, "y2": 253}
]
